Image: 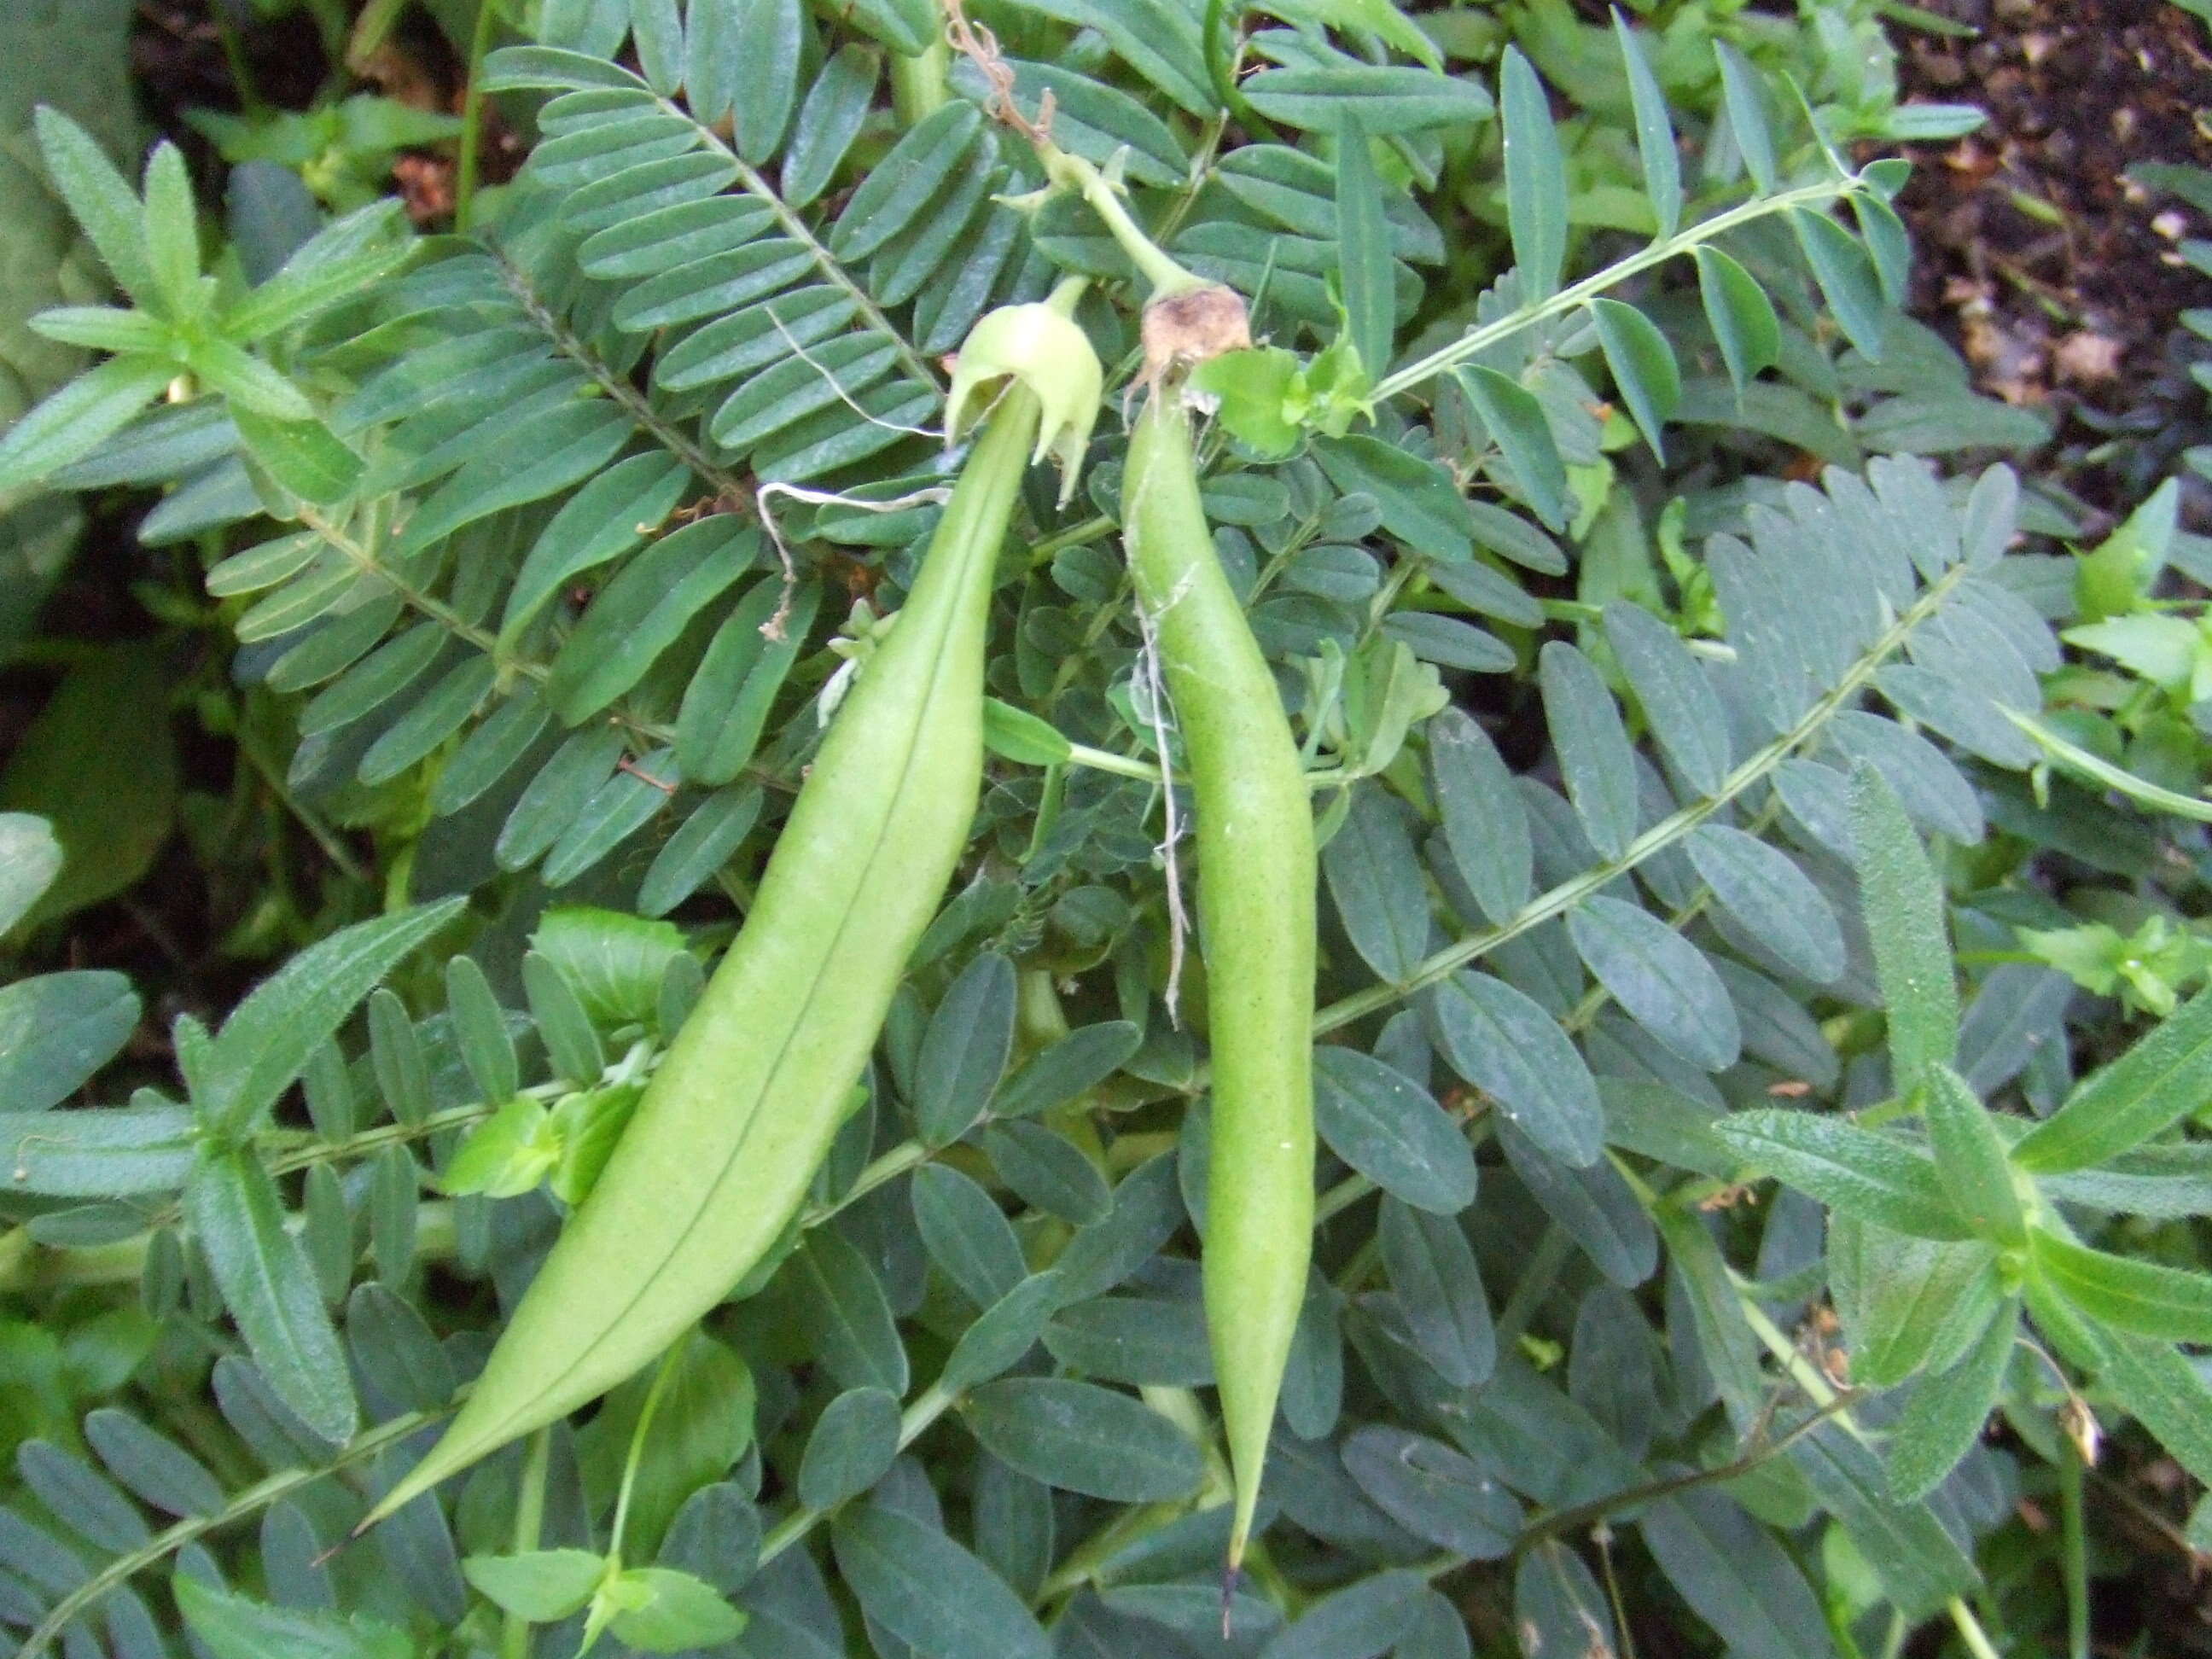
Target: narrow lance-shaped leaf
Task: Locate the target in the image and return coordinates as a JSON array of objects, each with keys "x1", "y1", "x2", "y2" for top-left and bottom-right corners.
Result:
[
  {"x1": 1790, "y1": 209, "x2": 1889, "y2": 361},
  {"x1": 224, "y1": 242, "x2": 418, "y2": 341},
  {"x1": 34, "y1": 107, "x2": 156, "y2": 302},
  {"x1": 1458, "y1": 365, "x2": 1568, "y2": 533},
  {"x1": 2091, "y1": 1327, "x2": 2212, "y2": 1491},
  {"x1": 726, "y1": 0, "x2": 807, "y2": 161},
  {"x1": 502, "y1": 451, "x2": 695, "y2": 641},
  {"x1": 2029, "y1": 1230, "x2": 2212, "y2": 1344},
  {"x1": 940, "y1": 1272, "x2": 1063, "y2": 1393},
  {"x1": 1713, "y1": 42, "x2": 1778, "y2": 195},
  {"x1": 175, "y1": 1577, "x2": 412, "y2": 1659},
  {"x1": 914, "y1": 952, "x2": 1017, "y2": 1146},
  {"x1": 1335, "y1": 114, "x2": 1393, "y2": 386},
  {"x1": 1885, "y1": 1301, "x2": 2019, "y2": 1503},
  {"x1": 1602, "y1": 600, "x2": 1730, "y2": 797},
  {"x1": 629, "y1": 0, "x2": 685, "y2": 94},
  {"x1": 1922, "y1": 1065, "x2": 2025, "y2": 1246},
  {"x1": 463, "y1": 1551, "x2": 604, "y2": 1623},
  {"x1": 0, "y1": 1106, "x2": 197, "y2": 1196},
  {"x1": 1312, "y1": 1045, "x2": 1477, "y2": 1214},
  {"x1": 1323, "y1": 786, "x2": 1429, "y2": 985},
  {"x1": 962, "y1": 1377, "x2": 1202, "y2": 1504},
  {"x1": 28, "y1": 305, "x2": 171, "y2": 354},
  {"x1": 1537, "y1": 641, "x2": 1638, "y2": 860},
  {"x1": 1683, "y1": 824, "x2": 1844, "y2": 986},
  {"x1": 141, "y1": 143, "x2": 203, "y2": 313},
  {"x1": 1713, "y1": 1110, "x2": 1971, "y2": 1241},
  {"x1": 0, "y1": 812, "x2": 62, "y2": 934},
  {"x1": 0, "y1": 968, "x2": 139, "y2": 1113},
  {"x1": 1427, "y1": 706, "x2": 1532, "y2": 925},
  {"x1": 1568, "y1": 896, "x2": 1740, "y2": 1074},
  {"x1": 1842, "y1": 1225, "x2": 2002, "y2": 1389},
  {"x1": 2013, "y1": 987, "x2": 2212, "y2": 1173},
  {"x1": 832, "y1": 1505, "x2": 1051, "y2": 1659},
  {"x1": 232, "y1": 410, "x2": 363, "y2": 508},
  {"x1": 1426, "y1": 971, "x2": 1603, "y2": 1167},
  {"x1": 1852, "y1": 192, "x2": 1913, "y2": 308},
  {"x1": 1589, "y1": 298, "x2": 1680, "y2": 463},
  {"x1": 0, "y1": 358, "x2": 174, "y2": 496},
  {"x1": 201, "y1": 899, "x2": 468, "y2": 1135},
  {"x1": 186, "y1": 1146, "x2": 358, "y2": 1443},
  {"x1": 1499, "y1": 47, "x2": 1566, "y2": 301},
  {"x1": 782, "y1": 44, "x2": 882, "y2": 207},
  {"x1": 1694, "y1": 246, "x2": 1779, "y2": 397},
  {"x1": 1848, "y1": 764, "x2": 1959, "y2": 1093},
  {"x1": 445, "y1": 955, "x2": 519, "y2": 1104},
  {"x1": 183, "y1": 335, "x2": 316, "y2": 421},
  {"x1": 1613, "y1": 9, "x2": 1680, "y2": 239}
]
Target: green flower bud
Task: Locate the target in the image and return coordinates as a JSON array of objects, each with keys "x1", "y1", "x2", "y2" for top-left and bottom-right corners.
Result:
[{"x1": 944, "y1": 302, "x2": 1103, "y2": 507}]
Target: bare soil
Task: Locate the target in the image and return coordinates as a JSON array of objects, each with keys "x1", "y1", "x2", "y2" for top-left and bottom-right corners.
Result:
[{"x1": 1891, "y1": 0, "x2": 2212, "y2": 519}]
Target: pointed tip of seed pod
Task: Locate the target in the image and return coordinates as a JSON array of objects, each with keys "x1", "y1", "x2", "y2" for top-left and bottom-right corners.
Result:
[
  {"x1": 943, "y1": 303, "x2": 1103, "y2": 504},
  {"x1": 353, "y1": 1487, "x2": 404, "y2": 1537},
  {"x1": 1222, "y1": 1508, "x2": 1254, "y2": 1637},
  {"x1": 352, "y1": 1430, "x2": 474, "y2": 1537}
]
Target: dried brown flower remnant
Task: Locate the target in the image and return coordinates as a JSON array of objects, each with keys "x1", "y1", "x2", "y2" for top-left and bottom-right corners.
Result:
[
  {"x1": 940, "y1": 0, "x2": 1053, "y2": 145},
  {"x1": 392, "y1": 154, "x2": 455, "y2": 225},
  {"x1": 1140, "y1": 284, "x2": 1253, "y2": 393},
  {"x1": 2053, "y1": 329, "x2": 2124, "y2": 384}
]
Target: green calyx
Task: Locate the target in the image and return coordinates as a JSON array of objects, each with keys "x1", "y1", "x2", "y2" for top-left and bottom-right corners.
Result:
[{"x1": 944, "y1": 299, "x2": 1103, "y2": 507}]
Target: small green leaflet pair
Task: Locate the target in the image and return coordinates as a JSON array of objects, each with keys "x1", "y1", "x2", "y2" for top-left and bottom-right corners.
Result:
[
  {"x1": 463, "y1": 1549, "x2": 743, "y2": 1654},
  {"x1": 166, "y1": 1539, "x2": 745, "y2": 1659},
  {"x1": 1720, "y1": 764, "x2": 2212, "y2": 1512}
]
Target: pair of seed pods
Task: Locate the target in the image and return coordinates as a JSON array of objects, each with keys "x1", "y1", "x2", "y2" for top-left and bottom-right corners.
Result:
[{"x1": 367, "y1": 295, "x2": 1315, "y2": 1577}]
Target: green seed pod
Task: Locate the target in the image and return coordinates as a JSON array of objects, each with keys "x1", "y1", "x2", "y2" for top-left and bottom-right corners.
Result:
[
  {"x1": 361, "y1": 305, "x2": 1099, "y2": 1529},
  {"x1": 1121, "y1": 378, "x2": 1316, "y2": 1571}
]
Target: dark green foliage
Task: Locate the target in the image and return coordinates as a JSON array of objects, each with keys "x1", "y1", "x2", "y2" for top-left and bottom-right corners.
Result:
[{"x1": 3, "y1": 3, "x2": 2209, "y2": 1657}]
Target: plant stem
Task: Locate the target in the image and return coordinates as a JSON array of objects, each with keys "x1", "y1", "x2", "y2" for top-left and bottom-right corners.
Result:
[
  {"x1": 1509, "y1": 1392, "x2": 1860, "y2": 1558},
  {"x1": 1371, "y1": 176, "x2": 1866, "y2": 401},
  {"x1": 455, "y1": 0, "x2": 503, "y2": 233},
  {"x1": 236, "y1": 725, "x2": 369, "y2": 884},
  {"x1": 1067, "y1": 741, "x2": 1175, "y2": 783},
  {"x1": 801, "y1": 1138, "x2": 930, "y2": 1229},
  {"x1": 1491, "y1": 1225, "x2": 1570, "y2": 1351},
  {"x1": 20, "y1": 1406, "x2": 452, "y2": 1659},
  {"x1": 608, "y1": 1336, "x2": 689, "y2": 1564},
  {"x1": 1313, "y1": 1170, "x2": 1374, "y2": 1225},
  {"x1": 211, "y1": 7, "x2": 265, "y2": 116},
  {"x1": 754, "y1": 1380, "x2": 959, "y2": 1567},
  {"x1": 502, "y1": 1429, "x2": 553, "y2": 1659},
  {"x1": 2006, "y1": 707, "x2": 2212, "y2": 822},
  {"x1": 1033, "y1": 1499, "x2": 1190, "y2": 1606},
  {"x1": 1301, "y1": 560, "x2": 1970, "y2": 1044},
  {"x1": 1039, "y1": 146, "x2": 1207, "y2": 297},
  {"x1": 1947, "y1": 1598, "x2": 2005, "y2": 1659},
  {"x1": 1027, "y1": 514, "x2": 1115, "y2": 566},
  {"x1": 2059, "y1": 1437, "x2": 2090, "y2": 1659}
]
